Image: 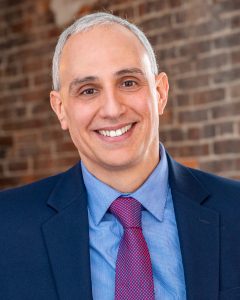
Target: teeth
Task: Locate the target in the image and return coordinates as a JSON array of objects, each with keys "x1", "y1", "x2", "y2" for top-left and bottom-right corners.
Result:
[{"x1": 98, "y1": 124, "x2": 132, "y2": 137}]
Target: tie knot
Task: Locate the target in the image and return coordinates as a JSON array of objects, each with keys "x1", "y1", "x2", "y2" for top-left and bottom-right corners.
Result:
[{"x1": 109, "y1": 197, "x2": 142, "y2": 228}]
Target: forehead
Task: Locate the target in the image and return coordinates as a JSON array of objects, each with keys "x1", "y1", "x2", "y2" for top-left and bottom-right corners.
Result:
[
  {"x1": 63, "y1": 23, "x2": 145, "y2": 56},
  {"x1": 59, "y1": 24, "x2": 151, "y2": 80}
]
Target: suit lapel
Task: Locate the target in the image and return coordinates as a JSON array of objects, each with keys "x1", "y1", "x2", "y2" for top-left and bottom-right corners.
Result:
[
  {"x1": 41, "y1": 163, "x2": 93, "y2": 300},
  {"x1": 167, "y1": 154, "x2": 220, "y2": 300}
]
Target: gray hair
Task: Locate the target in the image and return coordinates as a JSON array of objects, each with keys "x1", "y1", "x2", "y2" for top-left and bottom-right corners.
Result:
[{"x1": 52, "y1": 12, "x2": 158, "y2": 91}]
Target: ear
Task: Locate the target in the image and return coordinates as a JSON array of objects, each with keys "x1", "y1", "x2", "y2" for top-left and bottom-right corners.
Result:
[
  {"x1": 155, "y1": 72, "x2": 169, "y2": 115},
  {"x1": 50, "y1": 91, "x2": 68, "y2": 130}
]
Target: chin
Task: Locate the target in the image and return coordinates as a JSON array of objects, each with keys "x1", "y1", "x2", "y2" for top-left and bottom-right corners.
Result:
[{"x1": 100, "y1": 157, "x2": 138, "y2": 171}]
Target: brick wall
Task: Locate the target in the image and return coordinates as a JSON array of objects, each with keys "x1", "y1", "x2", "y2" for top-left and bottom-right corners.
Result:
[{"x1": 0, "y1": 0, "x2": 240, "y2": 189}]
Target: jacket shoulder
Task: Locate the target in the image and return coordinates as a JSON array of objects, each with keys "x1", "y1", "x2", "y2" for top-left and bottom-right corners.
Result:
[
  {"x1": 186, "y1": 167, "x2": 240, "y2": 222},
  {"x1": 0, "y1": 165, "x2": 78, "y2": 205},
  {"x1": 188, "y1": 167, "x2": 240, "y2": 195},
  {"x1": 0, "y1": 173, "x2": 61, "y2": 200}
]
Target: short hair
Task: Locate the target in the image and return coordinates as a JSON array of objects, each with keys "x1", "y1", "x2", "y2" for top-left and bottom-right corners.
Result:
[{"x1": 52, "y1": 12, "x2": 158, "y2": 91}]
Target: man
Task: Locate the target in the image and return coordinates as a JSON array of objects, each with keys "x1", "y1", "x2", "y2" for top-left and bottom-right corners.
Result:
[{"x1": 0, "y1": 12, "x2": 240, "y2": 300}]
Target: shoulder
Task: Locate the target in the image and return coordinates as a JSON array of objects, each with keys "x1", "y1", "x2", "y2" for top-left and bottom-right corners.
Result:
[
  {"x1": 0, "y1": 173, "x2": 62, "y2": 203},
  {"x1": 167, "y1": 153, "x2": 240, "y2": 215},
  {"x1": 185, "y1": 167, "x2": 240, "y2": 220},
  {"x1": 167, "y1": 152, "x2": 240, "y2": 195},
  {"x1": 188, "y1": 167, "x2": 240, "y2": 194},
  {"x1": 0, "y1": 163, "x2": 83, "y2": 229},
  {"x1": 0, "y1": 163, "x2": 80, "y2": 206}
]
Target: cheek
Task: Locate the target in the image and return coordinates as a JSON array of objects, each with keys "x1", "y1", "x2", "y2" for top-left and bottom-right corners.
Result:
[
  {"x1": 129, "y1": 88, "x2": 152, "y2": 111},
  {"x1": 134, "y1": 94, "x2": 158, "y2": 119},
  {"x1": 64, "y1": 102, "x2": 93, "y2": 131}
]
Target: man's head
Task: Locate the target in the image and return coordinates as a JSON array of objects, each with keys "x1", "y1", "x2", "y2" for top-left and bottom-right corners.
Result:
[{"x1": 50, "y1": 12, "x2": 169, "y2": 191}]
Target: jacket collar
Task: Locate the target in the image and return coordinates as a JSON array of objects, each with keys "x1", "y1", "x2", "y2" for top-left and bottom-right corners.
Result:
[
  {"x1": 42, "y1": 163, "x2": 93, "y2": 300},
  {"x1": 167, "y1": 154, "x2": 220, "y2": 300}
]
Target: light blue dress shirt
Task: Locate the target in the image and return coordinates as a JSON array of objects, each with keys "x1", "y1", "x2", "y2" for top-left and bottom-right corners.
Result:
[{"x1": 81, "y1": 144, "x2": 186, "y2": 299}]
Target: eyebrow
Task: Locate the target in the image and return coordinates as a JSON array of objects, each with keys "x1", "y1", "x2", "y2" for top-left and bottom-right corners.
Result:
[
  {"x1": 68, "y1": 68, "x2": 145, "y2": 94},
  {"x1": 69, "y1": 76, "x2": 98, "y2": 94},
  {"x1": 115, "y1": 68, "x2": 145, "y2": 77}
]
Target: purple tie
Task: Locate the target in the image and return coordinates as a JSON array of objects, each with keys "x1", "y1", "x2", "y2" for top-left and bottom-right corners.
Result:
[{"x1": 109, "y1": 197, "x2": 155, "y2": 300}]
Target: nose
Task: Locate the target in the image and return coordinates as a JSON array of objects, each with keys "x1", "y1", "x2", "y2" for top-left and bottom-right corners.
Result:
[{"x1": 99, "y1": 88, "x2": 126, "y2": 120}]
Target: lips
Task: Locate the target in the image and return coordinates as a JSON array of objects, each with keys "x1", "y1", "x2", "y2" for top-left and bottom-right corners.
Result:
[{"x1": 97, "y1": 123, "x2": 133, "y2": 137}]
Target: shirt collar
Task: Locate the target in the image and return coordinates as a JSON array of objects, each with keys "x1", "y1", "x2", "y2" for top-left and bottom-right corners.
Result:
[{"x1": 81, "y1": 143, "x2": 169, "y2": 226}]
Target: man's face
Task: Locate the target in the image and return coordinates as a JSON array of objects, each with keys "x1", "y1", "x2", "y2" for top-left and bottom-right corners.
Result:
[{"x1": 50, "y1": 24, "x2": 168, "y2": 180}]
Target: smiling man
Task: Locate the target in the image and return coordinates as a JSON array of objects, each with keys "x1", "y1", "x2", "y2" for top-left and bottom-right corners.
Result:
[
  {"x1": 50, "y1": 22, "x2": 168, "y2": 193},
  {"x1": 0, "y1": 12, "x2": 240, "y2": 300}
]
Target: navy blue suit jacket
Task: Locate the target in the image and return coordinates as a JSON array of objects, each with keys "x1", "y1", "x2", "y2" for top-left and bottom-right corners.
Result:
[{"x1": 0, "y1": 154, "x2": 240, "y2": 300}]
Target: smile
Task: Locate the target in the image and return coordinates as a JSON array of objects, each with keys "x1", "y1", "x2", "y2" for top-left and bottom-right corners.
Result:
[{"x1": 98, "y1": 124, "x2": 133, "y2": 137}]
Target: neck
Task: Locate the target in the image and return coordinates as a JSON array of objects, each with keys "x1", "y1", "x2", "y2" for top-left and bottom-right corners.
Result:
[{"x1": 82, "y1": 151, "x2": 160, "y2": 193}]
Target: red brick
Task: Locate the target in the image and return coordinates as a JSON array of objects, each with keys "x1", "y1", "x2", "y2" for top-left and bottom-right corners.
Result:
[
  {"x1": 0, "y1": 148, "x2": 8, "y2": 159},
  {"x1": 138, "y1": 1, "x2": 167, "y2": 16},
  {"x1": 214, "y1": 33, "x2": 240, "y2": 49},
  {"x1": 161, "y1": 109, "x2": 173, "y2": 124},
  {"x1": 183, "y1": 144, "x2": 209, "y2": 156},
  {"x1": 213, "y1": 68, "x2": 240, "y2": 84},
  {"x1": 0, "y1": 136, "x2": 13, "y2": 146},
  {"x1": 56, "y1": 141, "x2": 77, "y2": 153},
  {"x1": 187, "y1": 127, "x2": 202, "y2": 140},
  {"x1": 179, "y1": 109, "x2": 208, "y2": 123},
  {"x1": 179, "y1": 40, "x2": 212, "y2": 57},
  {"x1": 177, "y1": 158, "x2": 199, "y2": 169},
  {"x1": 31, "y1": 103, "x2": 51, "y2": 114},
  {"x1": 5, "y1": 77, "x2": 29, "y2": 90},
  {"x1": 231, "y1": 15, "x2": 240, "y2": 28},
  {"x1": 175, "y1": 94, "x2": 190, "y2": 107},
  {"x1": 193, "y1": 19, "x2": 227, "y2": 37},
  {"x1": 2, "y1": 119, "x2": 44, "y2": 131},
  {"x1": 21, "y1": 59, "x2": 47, "y2": 73},
  {"x1": 161, "y1": 128, "x2": 185, "y2": 142},
  {"x1": 169, "y1": 61, "x2": 193, "y2": 76},
  {"x1": 168, "y1": 144, "x2": 209, "y2": 157},
  {"x1": 0, "y1": 177, "x2": 20, "y2": 190},
  {"x1": 156, "y1": 27, "x2": 187, "y2": 45},
  {"x1": 217, "y1": 1, "x2": 240, "y2": 13},
  {"x1": 200, "y1": 158, "x2": 239, "y2": 174},
  {"x1": 211, "y1": 102, "x2": 240, "y2": 119},
  {"x1": 196, "y1": 53, "x2": 228, "y2": 71},
  {"x1": 231, "y1": 51, "x2": 240, "y2": 64},
  {"x1": 0, "y1": 164, "x2": 4, "y2": 175},
  {"x1": 156, "y1": 47, "x2": 179, "y2": 61},
  {"x1": 33, "y1": 157, "x2": 54, "y2": 171},
  {"x1": 191, "y1": 88, "x2": 225, "y2": 105},
  {"x1": 3, "y1": 7, "x2": 23, "y2": 23},
  {"x1": 4, "y1": 65, "x2": 20, "y2": 76},
  {"x1": 112, "y1": 7, "x2": 135, "y2": 19},
  {"x1": 177, "y1": 75, "x2": 209, "y2": 90},
  {"x1": 41, "y1": 129, "x2": 66, "y2": 141},
  {"x1": 217, "y1": 122, "x2": 234, "y2": 135},
  {"x1": 168, "y1": 0, "x2": 182, "y2": 7},
  {"x1": 8, "y1": 161, "x2": 28, "y2": 172},
  {"x1": 33, "y1": 73, "x2": 52, "y2": 87},
  {"x1": 214, "y1": 139, "x2": 240, "y2": 154},
  {"x1": 139, "y1": 14, "x2": 171, "y2": 31},
  {"x1": 20, "y1": 89, "x2": 49, "y2": 102},
  {"x1": 231, "y1": 85, "x2": 240, "y2": 98},
  {"x1": 54, "y1": 156, "x2": 79, "y2": 167}
]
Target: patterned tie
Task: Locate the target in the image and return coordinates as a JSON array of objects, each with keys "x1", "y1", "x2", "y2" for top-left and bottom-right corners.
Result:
[{"x1": 109, "y1": 197, "x2": 155, "y2": 300}]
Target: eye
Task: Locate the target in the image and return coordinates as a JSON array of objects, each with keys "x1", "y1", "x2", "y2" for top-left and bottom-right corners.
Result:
[
  {"x1": 81, "y1": 88, "x2": 97, "y2": 95},
  {"x1": 122, "y1": 80, "x2": 137, "y2": 88}
]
